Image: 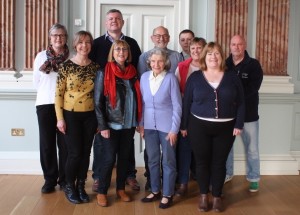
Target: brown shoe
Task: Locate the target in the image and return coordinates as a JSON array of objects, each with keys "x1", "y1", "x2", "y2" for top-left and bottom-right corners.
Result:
[
  {"x1": 198, "y1": 194, "x2": 209, "y2": 212},
  {"x1": 212, "y1": 197, "x2": 223, "y2": 212},
  {"x1": 175, "y1": 184, "x2": 188, "y2": 196},
  {"x1": 92, "y1": 179, "x2": 99, "y2": 192},
  {"x1": 126, "y1": 178, "x2": 140, "y2": 191},
  {"x1": 97, "y1": 194, "x2": 108, "y2": 207},
  {"x1": 116, "y1": 190, "x2": 131, "y2": 202}
]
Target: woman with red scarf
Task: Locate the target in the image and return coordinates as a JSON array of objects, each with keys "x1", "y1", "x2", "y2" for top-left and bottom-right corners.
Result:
[{"x1": 94, "y1": 40, "x2": 142, "y2": 207}]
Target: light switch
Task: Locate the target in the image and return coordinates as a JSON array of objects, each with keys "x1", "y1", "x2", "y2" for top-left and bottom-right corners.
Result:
[{"x1": 74, "y1": 19, "x2": 82, "y2": 26}]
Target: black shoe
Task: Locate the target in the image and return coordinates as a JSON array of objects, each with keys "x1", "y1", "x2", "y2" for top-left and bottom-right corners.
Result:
[
  {"x1": 59, "y1": 182, "x2": 66, "y2": 191},
  {"x1": 141, "y1": 192, "x2": 161, "y2": 203},
  {"x1": 76, "y1": 180, "x2": 89, "y2": 203},
  {"x1": 41, "y1": 183, "x2": 55, "y2": 193},
  {"x1": 65, "y1": 183, "x2": 81, "y2": 204},
  {"x1": 159, "y1": 196, "x2": 173, "y2": 209}
]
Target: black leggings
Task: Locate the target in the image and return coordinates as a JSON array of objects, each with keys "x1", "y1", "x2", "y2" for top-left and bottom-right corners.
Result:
[
  {"x1": 63, "y1": 110, "x2": 97, "y2": 183},
  {"x1": 188, "y1": 114, "x2": 235, "y2": 197}
]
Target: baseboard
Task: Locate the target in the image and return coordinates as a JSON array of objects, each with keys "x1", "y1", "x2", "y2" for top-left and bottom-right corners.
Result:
[
  {"x1": 0, "y1": 151, "x2": 299, "y2": 175},
  {"x1": 233, "y1": 154, "x2": 299, "y2": 175}
]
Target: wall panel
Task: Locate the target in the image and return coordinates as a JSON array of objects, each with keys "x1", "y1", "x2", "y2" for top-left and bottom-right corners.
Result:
[
  {"x1": 0, "y1": 0, "x2": 15, "y2": 70},
  {"x1": 24, "y1": 0, "x2": 58, "y2": 70},
  {"x1": 256, "y1": 0, "x2": 289, "y2": 76}
]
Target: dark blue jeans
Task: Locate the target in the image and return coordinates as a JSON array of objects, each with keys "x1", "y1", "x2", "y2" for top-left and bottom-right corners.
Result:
[
  {"x1": 93, "y1": 135, "x2": 137, "y2": 180},
  {"x1": 92, "y1": 133, "x2": 103, "y2": 180},
  {"x1": 176, "y1": 133, "x2": 192, "y2": 184},
  {"x1": 98, "y1": 127, "x2": 136, "y2": 194}
]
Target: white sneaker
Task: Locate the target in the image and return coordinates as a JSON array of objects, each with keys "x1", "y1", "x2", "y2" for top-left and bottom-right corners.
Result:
[{"x1": 224, "y1": 175, "x2": 233, "y2": 184}]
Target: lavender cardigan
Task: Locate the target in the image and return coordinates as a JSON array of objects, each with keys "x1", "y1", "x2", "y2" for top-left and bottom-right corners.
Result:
[{"x1": 139, "y1": 71, "x2": 182, "y2": 134}]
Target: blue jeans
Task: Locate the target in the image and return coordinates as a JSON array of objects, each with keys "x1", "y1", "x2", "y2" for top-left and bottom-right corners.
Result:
[
  {"x1": 226, "y1": 120, "x2": 260, "y2": 182},
  {"x1": 144, "y1": 129, "x2": 177, "y2": 196},
  {"x1": 176, "y1": 133, "x2": 192, "y2": 184}
]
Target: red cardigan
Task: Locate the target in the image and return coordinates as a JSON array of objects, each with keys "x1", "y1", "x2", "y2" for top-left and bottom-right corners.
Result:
[{"x1": 178, "y1": 58, "x2": 193, "y2": 93}]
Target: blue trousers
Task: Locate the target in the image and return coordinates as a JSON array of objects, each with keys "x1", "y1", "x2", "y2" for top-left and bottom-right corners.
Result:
[{"x1": 144, "y1": 129, "x2": 177, "y2": 196}]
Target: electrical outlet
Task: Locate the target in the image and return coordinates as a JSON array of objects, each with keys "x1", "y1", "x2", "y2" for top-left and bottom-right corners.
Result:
[{"x1": 11, "y1": 128, "x2": 25, "y2": 136}]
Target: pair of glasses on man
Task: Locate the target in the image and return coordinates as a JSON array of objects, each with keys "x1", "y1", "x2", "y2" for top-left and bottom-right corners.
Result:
[
  {"x1": 51, "y1": 34, "x2": 66, "y2": 38},
  {"x1": 114, "y1": 47, "x2": 128, "y2": 52},
  {"x1": 153, "y1": 34, "x2": 169, "y2": 39}
]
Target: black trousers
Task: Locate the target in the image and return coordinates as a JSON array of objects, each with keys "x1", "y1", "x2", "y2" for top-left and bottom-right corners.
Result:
[
  {"x1": 36, "y1": 104, "x2": 67, "y2": 186},
  {"x1": 188, "y1": 114, "x2": 235, "y2": 197},
  {"x1": 63, "y1": 110, "x2": 97, "y2": 183}
]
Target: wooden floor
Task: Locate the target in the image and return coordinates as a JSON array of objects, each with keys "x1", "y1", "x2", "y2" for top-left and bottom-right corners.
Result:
[{"x1": 1, "y1": 168, "x2": 300, "y2": 215}]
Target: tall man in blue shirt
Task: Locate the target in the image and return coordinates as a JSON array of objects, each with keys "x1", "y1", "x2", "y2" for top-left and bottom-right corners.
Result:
[
  {"x1": 89, "y1": 9, "x2": 142, "y2": 193},
  {"x1": 225, "y1": 35, "x2": 263, "y2": 192},
  {"x1": 137, "y1": 26, "x2": 183, "y2": 190}
]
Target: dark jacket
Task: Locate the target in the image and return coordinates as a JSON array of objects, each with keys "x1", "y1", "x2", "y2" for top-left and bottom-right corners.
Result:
[
  {"x1": 94, "y1": 70, "x2": 137, "y2": 131},
  {"x1": 226, "y1": 51, "x2": 263, "y2": 122},
  {"x1": 89, "y1": 34, "x2": 141, "y2": 70}
]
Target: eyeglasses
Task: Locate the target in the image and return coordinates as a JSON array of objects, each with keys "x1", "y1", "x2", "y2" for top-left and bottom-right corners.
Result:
[
  {"x1": 114, "y1": 47, "x2": 128, "y2": 52},
  {"x1": 51, "y1": 34, "x2": 66, "y2": 38},
  {"x1": 153, "y1": 34, "x2": 169, "y2": 39}
]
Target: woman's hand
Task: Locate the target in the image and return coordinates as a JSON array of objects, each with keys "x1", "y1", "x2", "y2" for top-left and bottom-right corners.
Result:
[
  {"x1": 166, "y1": 132, "x2": 177, "y2": 146},
  {"x1": 101, "y1": 129, "x2": 110, "y2": 138},
  {"x1": 57, "y1": 120, "x2": 66, "y2": 134},
  {"x1": 137, "y1": 126, "x2": 144, "y2": 138},
  {"x1": 233, "y1": 128, "x2": 242, "y2": 136},
  {"x1": 180, "y1": 129, "x2": 187, "y2": 137}
]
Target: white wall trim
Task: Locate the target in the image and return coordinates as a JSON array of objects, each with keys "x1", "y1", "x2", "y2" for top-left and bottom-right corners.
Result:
[
  {"x1": 290, "y1": 151, "x2": 300, "y2": 170},
  {"x1": 260, "y1": 76, "x2": 295, "y2": 94},
  {"x1": 0, "y1": 151, "x2": 298, "y2": 175},
  {"x1": 234, "y1": 154, "x2": 299, "y2": 175}
]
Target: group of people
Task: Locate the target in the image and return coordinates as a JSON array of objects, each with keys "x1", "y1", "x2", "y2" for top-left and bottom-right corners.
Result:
[{"x1": 33, "y1": 8, "x2": 263, "y2": 212}]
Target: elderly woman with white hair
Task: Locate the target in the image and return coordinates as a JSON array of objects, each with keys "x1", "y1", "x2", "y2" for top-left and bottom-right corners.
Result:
[{"x1": 139, "y1": 47, "x2": 182, "y2": 209}]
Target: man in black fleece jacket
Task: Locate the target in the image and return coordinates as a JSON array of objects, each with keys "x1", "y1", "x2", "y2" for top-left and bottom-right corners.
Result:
[{"x1": 225, "y1": 35, "x2": 263, "y2": 193}]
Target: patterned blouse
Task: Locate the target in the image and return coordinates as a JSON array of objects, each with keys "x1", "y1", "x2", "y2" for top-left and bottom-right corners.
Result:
[{"x1": 55, "y1": 59, "x2": 100, "y2": 120}]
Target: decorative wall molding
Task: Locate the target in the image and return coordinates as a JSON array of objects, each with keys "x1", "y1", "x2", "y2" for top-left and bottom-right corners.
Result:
[
  {"x1": 0, "y1": 151, "x2": 298, "y2": 175},
  {"x1": 259, "y1": 75, "x2": 294, "y2": 94},
  {"x1": 234, "y1": 154, "x2": 299, "y2": 175}
]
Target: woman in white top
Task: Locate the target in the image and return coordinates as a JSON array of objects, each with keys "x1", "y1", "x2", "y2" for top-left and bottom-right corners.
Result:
[{"x1": 33, "y1": 23, "x2": 69, "y2": 194}]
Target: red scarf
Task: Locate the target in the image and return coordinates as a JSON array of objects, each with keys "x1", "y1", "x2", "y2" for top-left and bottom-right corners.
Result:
[{"x1": 104, "y1": 62, "x2": 142, "y2": 122}]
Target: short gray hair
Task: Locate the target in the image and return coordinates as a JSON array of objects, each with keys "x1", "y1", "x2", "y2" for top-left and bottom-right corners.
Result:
[
  {"x1": 48, "y1": 23, "x2": 68, "y2": 40},
  {"x1": 147, "y1": 47, "x2": 171, "y2": 71}
]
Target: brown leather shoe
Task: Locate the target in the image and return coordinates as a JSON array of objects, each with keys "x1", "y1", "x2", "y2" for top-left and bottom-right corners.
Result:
[
  {"x1": 97, "y1": 194, "x2": 108, "y2": 207},
  {"x1": 92, "y1": 179, "x2": 99, "y2": 192},
  {"x1": 175, "y1": 184, "x2": 188, "y2": 196},
  {"x1": 212, "y1": 197, "x2": 223, "y2": 212},
  {"x1": 116, "y1": 190, "x2": 131, "y2": 202},
  {"x1": 198, "y1": 194, "x2": 209, "y2": 212},
  {"x1": 126, "y1": 178, "x2": 140, "y2": 191}
]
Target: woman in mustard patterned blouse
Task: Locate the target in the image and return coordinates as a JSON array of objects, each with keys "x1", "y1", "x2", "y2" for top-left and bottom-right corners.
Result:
[{"x1": 55, "y1": 31, "x2": 99, "y2": 204}]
